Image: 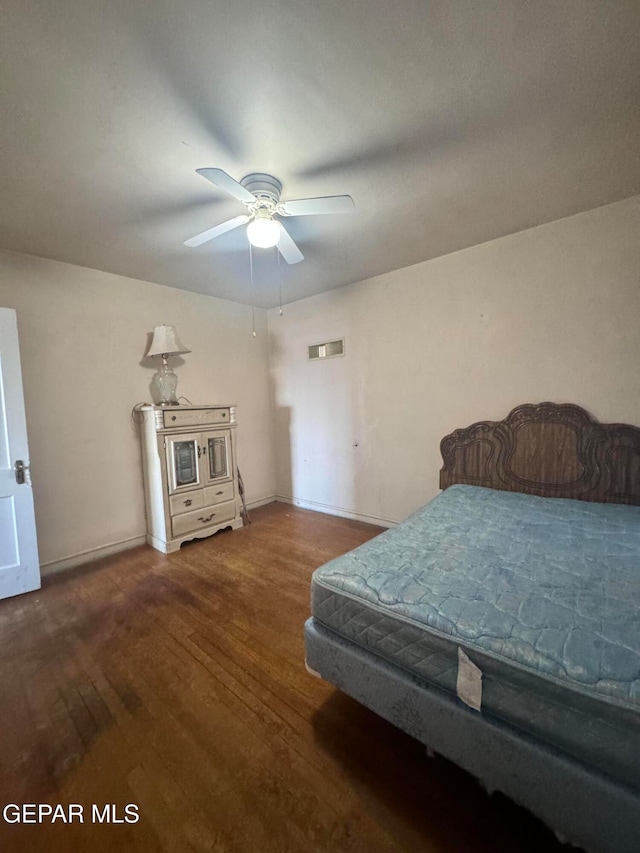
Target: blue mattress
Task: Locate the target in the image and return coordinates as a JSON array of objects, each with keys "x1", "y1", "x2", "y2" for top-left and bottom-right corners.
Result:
[{"x1": 310, "y1": 485, "x2": 640, "y2": 789}]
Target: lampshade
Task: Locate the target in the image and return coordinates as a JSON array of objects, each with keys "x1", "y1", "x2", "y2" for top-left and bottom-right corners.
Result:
[
  {"x1": 247, "y1": 211, "x2": 281, "y2": 248},
  {"x1": 145, "y1": 325, "x2": 191, "y2": 358}
]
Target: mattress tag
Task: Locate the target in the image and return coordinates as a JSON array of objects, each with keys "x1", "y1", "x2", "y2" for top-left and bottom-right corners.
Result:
[{"x1": 457, "y1": 647, "x2": 482, "y2": 711}]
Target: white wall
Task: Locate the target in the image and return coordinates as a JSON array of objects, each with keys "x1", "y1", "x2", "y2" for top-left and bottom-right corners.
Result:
[
  {"x1": 3, "y1": 193, "x2": 638, "y2": 569},
  {"x1": 268, "y1": 195, "x2": 640, "y2": 526},
  {"x1": 0, "y1": 250, "x2": 276, "y2": 570}
]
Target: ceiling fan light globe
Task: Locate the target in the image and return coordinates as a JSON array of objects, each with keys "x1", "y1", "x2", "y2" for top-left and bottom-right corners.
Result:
[{"x1": 247, "y1": 217, "x2": 282, "y2": 248}]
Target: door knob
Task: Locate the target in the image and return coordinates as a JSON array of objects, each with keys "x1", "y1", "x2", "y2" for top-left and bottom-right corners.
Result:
[{"x1": 14, "y1": 460, "x2": 28, "y2": 485}]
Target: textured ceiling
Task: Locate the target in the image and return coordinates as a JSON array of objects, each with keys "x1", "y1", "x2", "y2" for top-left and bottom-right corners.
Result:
[{"x1": 1, "y1": 1, "x2": 639, "y2": 308}]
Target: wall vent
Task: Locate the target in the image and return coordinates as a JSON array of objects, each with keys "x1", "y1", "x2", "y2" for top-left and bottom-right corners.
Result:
[{"x1": 308, "y1": 339, "x2": 345, "y2": 360}]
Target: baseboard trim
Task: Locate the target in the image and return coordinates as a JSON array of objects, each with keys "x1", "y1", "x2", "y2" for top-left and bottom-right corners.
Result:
[
  {"x1": 245, "y1": 494, "x2": 277, "y2": 510},
  {"x1": 275, "y1": 494, "x2": 397, "y2": 528},
  {"x1": 41, "y1": 497, "x2": 277, "y2": 576},
  {"x1": 40, "y1": 494, "x2": 385, "y2": 575},
  {"x1": 41, "y1": 535, "x2": 147, "y2": 576}
]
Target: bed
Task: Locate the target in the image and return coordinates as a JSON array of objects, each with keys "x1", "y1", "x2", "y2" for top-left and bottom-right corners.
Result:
[{"x1": 304, "y1": 403, "x2": 640, "y2": 853}]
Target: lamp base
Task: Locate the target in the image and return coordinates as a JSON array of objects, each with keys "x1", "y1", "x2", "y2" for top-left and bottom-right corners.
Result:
[{"x1": 151, "y1": 360, "x2": 180, "y2": 406}]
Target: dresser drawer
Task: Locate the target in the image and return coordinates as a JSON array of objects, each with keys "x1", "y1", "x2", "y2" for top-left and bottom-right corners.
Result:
[
  {"x1": 171, "y1": 499, "x2": 237, "y2": 538},
  {"x1": 169, "y1": 490, "x2": 204, "y2": 516},
  {"x1": 204, "y1": 481, "x2": 235, "y2": 506},
  {"x1": 163, "y1": 408, "x2": 231, "y2": 428}
]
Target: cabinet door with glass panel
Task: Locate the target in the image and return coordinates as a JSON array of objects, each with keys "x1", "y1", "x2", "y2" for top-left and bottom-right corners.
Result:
[
  {"x1": 202, "y1": 429, "x2": 233, "y2": 486},
  {"x1": 165, "y1": 432, "x2": 204, "y2": 495}
]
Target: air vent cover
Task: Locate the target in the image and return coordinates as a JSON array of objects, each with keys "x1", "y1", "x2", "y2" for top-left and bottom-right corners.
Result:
[{"x1": 308, "y1": 339, "x2": 345, "y2": 360}]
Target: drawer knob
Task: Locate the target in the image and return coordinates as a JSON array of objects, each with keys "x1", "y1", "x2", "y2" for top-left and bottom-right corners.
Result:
[
  {"x1": 198, "y1": 513, "x2": 215, "y2": 523},
  {"x1": 171, "y1": 415, "x2": 176, "y2": 421},
  {"x1": 215, "y1": 490, "x2": 223, "y2": 495},
  {"x1": 184, "y1": 499, "x2": 192, "y2": 506}
]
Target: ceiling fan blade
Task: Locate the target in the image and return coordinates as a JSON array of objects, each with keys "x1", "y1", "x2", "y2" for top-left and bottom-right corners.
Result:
[
  {"x1": 196, "y1": 168, "x2": 256, "y2": 204},
  {"x1": 277, "y1": 224, "x2": 304, "y2": 264},
  {"x1": 280, "y1": 195, "x2": 355, "y2": 217},
  {"x1": 183, "y1": 214, "x2": 249, "y2": 247}
]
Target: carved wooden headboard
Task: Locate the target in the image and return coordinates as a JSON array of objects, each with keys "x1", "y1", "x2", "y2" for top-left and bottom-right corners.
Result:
[{"x1": 440, "y1": 402, "x2": 640, "y2": 505}]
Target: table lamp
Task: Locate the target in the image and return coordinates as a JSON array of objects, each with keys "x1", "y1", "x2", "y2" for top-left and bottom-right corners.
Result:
[{"x1": 145, "y1": 325, "x2": 190, "y2": 406}]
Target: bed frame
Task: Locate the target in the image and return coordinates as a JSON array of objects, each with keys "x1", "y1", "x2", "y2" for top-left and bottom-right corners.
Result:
[{"x1": 305, "y1": 402, "x2": 640, "y2": 853}]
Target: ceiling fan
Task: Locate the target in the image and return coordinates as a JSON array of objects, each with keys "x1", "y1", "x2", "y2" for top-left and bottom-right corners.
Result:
[{"x1": 183, "y1": 169, "x2": 355, "y2": 264}]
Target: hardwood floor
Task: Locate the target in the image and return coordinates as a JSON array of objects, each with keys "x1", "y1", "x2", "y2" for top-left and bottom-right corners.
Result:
[{"x1": 0, "y1": 503, "x2": 566, "y2": 853}]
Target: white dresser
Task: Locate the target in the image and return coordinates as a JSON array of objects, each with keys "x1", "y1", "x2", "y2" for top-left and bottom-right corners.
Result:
[{"x1": 139, "y1": 404, "x2": 243, "y2": 553}]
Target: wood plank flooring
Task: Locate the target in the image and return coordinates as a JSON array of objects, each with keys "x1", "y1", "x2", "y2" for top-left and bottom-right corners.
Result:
[{"x1": 0, "y1": 503, "x2": 566, "y2": 852}]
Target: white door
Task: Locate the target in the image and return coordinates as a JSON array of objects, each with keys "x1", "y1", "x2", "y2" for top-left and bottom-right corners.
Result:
[{"x1": 0, "y1": 308, "x2": 40, "y2": 599}]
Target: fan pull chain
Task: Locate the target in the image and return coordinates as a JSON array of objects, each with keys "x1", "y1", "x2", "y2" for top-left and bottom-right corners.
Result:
[
  {"x1": 249, "y1": 243, "x2": 257, "y2": 337},
  {"x1": 277, "y1": 248, "x2": 283, "y2": 316}
]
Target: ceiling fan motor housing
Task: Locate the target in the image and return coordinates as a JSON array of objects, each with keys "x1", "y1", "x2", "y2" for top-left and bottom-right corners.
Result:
[{"x1": 240, "y1": 173, "x2": 283, "y2": 208}]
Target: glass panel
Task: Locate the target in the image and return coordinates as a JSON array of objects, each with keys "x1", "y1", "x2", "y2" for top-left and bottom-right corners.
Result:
[
  {"x1": 173, "y1": 441, "x2": 198, "y2": 487},
  {"x1": 208, "y1": 436, "x2": 228, "y2": 480}
]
